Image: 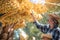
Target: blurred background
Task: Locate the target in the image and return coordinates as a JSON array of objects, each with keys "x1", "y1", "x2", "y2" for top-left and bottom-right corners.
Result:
[{"x1": 0, "y1": 0, "x2": 60, "y2": 40}]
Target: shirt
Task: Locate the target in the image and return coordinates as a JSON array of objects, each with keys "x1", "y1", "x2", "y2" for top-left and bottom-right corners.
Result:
[{"x1": 34, "y1": 21, "x2": 60, "y2": 40}]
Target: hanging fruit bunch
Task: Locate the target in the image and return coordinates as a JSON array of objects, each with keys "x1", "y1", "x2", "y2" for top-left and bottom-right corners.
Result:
[
  {"x1": 0, "y1": 0, "x2": 23, "y2": 20},
  {"x1": 0, "y1": 0, "x2": 26, "y2": 29},
  {"x1": 0, "y1": 0, "x2": 48, "y2": 29}
]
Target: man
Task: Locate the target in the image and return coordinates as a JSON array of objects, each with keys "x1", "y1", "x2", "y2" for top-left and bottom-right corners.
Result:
[
  {"x1": 31, "y1": 13, "x2": 60, "y2": 40},
  {"x1": 41, "y1": 33, "x2": 52, "y2": 40}
]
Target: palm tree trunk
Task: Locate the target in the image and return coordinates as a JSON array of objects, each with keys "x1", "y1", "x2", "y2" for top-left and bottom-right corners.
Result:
[{"x1": 0, "y1": 22, "x2": 17, "y2": 40}]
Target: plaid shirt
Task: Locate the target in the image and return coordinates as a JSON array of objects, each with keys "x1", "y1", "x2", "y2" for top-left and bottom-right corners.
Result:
[{"x1": 34, "y1": 21, "x2": 60, "y2": 40}]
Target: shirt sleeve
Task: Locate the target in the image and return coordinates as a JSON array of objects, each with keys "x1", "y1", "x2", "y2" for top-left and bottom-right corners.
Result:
[
  {"x1": 56, "y1": 28, "x2": 60, "y2": 40},
  {"x1": 33, "y1": 20, "x2": 49, "y2": 33},
  {"x1": 58, "y1": 30, "x2": 60, "y2": 40},
  {"x1": 54, "y1": 28, "x2": 60, "y2": 40},
  {"x1": 58, "y1": 35, "x2": 60, "y2": 40}
]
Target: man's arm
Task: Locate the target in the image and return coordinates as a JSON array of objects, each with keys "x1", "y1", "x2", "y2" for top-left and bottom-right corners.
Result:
[
  {"x1": 30, "y1": 11, "x2": 49, "y2": 33},
  {"x1": 31, "y1": 12, "x2": 43, "y2": 28}
]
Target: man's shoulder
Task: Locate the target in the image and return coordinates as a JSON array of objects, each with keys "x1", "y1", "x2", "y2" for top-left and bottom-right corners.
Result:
[
  {"x1": 57, "y1": 27, "x2": 60, "y2": 30},
  {"x1": 56, "y1": 27, "x2": 60, "y2": 33}
]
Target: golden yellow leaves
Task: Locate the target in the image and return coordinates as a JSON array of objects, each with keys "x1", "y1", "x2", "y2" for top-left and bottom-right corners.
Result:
[
  {"x1": 33, "y1": 4, "x2": 48, "y2": 14},
  {"x1": 14, "y1": 19, "x2": 26, "y2": 30},
  {"x1": 0, "y1": 0, "x2": 20, "y2": 20},
  {"x1": 0, "y1": 0, "x2": 47, "y2": 29},
  {"x1": 1, "y1": 13, "x2": 26, "y2": 29},
  {"x1": 19, "y1": 1, "x2": 45, "y2": 22}
]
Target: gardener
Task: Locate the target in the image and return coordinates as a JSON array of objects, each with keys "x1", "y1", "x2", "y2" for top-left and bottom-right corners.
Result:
[{"x1": 31, "y1": 13, "x2": 60, "y2": 40}]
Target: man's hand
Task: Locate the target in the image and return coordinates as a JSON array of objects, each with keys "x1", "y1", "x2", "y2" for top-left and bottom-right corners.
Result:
[{"x1": 30, "y1": 12, "x2": 37, "y2": 22}]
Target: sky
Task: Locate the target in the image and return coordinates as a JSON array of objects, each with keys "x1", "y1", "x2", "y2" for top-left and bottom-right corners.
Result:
[{"x1": 30, "y1": 0, "x2": 45, "y2": 5}]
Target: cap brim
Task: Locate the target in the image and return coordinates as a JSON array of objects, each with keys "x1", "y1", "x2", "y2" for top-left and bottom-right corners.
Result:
[{"x1": 48, "y1": 14, "x2": 60, "y2": 20}]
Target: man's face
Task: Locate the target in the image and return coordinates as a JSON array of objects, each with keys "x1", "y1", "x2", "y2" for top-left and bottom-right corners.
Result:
[{"x1": 48, "y1": 18, "x2": 54, "y2": 29}]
